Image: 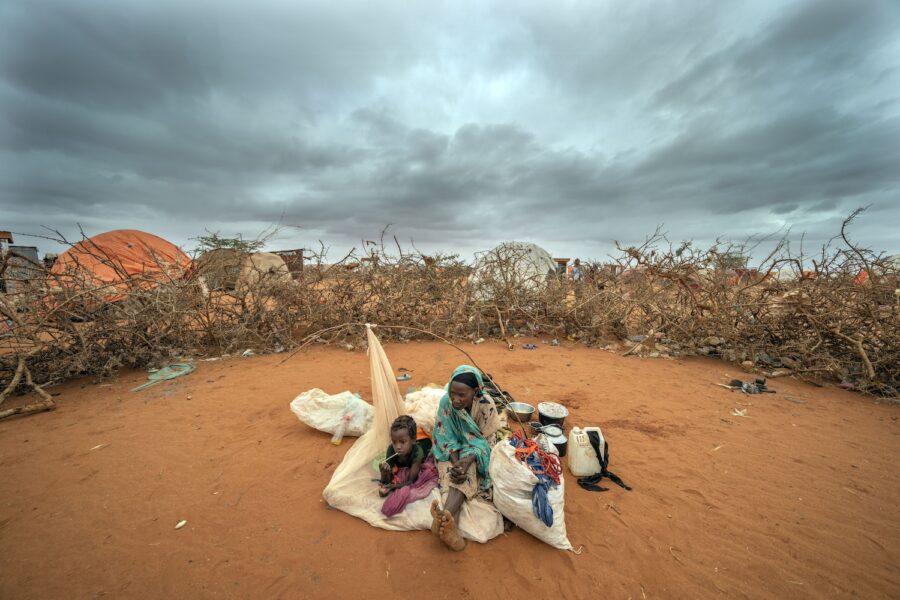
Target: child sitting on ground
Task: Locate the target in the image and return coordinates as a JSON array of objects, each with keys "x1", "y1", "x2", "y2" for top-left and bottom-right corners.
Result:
[
  {"x1": 378, "y1": 415, "x2": 439, "y2": 517},
  {"x1": 379, "y1": 415, "x2": 429, "y2": 496}
]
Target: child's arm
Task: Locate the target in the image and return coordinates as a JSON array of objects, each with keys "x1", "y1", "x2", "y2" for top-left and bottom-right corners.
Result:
[
  {"x1": 379, "y1": 461, "x2": 392, "y2": 484},
  {"x1": 405, "y1": 456, "x2": 424, "y2": 485},
  {"x1": 383, "y1": 455, "x2": 424, "y2": 491}
]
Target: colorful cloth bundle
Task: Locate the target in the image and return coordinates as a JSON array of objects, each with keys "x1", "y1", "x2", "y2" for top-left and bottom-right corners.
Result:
[
  {"x1": 508, "y1": 432, "x2": 562, "y2": 526},
  {"x1": 381, "y1": 456, "x2": 439, "y2": 517}
]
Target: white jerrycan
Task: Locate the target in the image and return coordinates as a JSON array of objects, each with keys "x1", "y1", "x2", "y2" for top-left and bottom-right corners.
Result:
[{"x1": 567, "y1": 426, "x2": 605, "y2": 476}]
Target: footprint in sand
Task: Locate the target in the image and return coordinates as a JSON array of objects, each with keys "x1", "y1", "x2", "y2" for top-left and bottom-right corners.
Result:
[{"x1": 682, "y1": 488, "x2": 719, "y2": 510}]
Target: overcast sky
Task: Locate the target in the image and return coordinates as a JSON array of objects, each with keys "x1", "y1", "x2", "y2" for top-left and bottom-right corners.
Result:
[{"x1": 1, "y1": 0, "x2": 898, "y2": 263}]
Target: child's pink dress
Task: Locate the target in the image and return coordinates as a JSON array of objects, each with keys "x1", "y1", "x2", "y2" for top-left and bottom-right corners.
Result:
[{"x1": 381, "y1": 456, "x2": 439, "y2": 517}]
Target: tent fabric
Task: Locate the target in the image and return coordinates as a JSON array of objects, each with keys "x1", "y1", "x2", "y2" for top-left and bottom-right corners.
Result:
[
  {"x1": 322, "y1": 325, "x2": 503, "y2": 542},
  {"x1": 50, "y1": 229, "x2": 191, "y2": 301},
  {"x1": 239, "y1": 252, "x2": 292, "y2": 288},
  {"x1": 470, "y1": 241, "x2": 557, "y2": 299},
  {"x1": 196, "y1": 249, "x2": 292, "y2": 291}
]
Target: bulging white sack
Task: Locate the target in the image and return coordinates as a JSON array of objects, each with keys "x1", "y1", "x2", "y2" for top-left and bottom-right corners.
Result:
[
  {"x1": 402, "y1": 386, "x2": 443, "y2": 433},
  {"x1": 489, "y1": 441, "x2": 572, "y2": 550},
  {"x1": 289, "y1": 389, "x2": 373, "y2": 436}
]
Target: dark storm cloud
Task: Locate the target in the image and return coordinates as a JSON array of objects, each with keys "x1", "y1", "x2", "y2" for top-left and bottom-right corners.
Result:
[
  {"x1": 1, "y1": 0, "x2": 898, "y2": 260},
  {"x1": 651, "y1": 0, "x2": 894, "y2": 111}
]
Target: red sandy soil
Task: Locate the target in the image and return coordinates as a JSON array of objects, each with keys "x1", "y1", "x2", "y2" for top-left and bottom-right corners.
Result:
[{"x1": 1, "y1": 340, "x2": 898, "y2": 599}]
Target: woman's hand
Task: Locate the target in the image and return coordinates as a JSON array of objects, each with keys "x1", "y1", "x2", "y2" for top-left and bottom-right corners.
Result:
[
  {"x1": 449, "y1": 455, "x2": 474, "y2": 484},
  {"x1": 449, "y1": 469, "x2": 467, "y2": 484}
]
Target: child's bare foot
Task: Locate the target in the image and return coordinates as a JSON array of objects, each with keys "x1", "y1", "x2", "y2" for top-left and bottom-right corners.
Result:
[
  {"x1": 378, "y1": 485, "x2": 390, "y2": 498},
  {"x1": 430, "y1": 500, "x2": 442, "y2": 536},
  {"x1": 438, "y1": 511, "x2": 466, "y2": 551}
]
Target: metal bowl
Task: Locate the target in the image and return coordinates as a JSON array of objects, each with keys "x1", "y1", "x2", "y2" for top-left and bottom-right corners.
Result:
[
  {"x1": 505, "y1": 402, "x2": 535, "y2": 423},
  {"x1": 541, "y1": 424, "x2": 564, "y2": 437}
]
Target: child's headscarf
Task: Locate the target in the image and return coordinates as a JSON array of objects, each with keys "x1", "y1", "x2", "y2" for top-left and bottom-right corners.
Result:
[{"x1": 431, "y1": 365, "x2": 493, "y2": 490}]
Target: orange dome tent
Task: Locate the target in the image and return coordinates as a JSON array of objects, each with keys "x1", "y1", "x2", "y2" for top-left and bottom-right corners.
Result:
[{"x1": 50, "y1": 229, "x2": 192, "y2": 302}]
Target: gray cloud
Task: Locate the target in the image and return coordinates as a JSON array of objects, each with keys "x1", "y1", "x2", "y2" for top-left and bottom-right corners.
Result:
[{"x1": 1, "y1": 0, "x2": 898, "y2": 262}]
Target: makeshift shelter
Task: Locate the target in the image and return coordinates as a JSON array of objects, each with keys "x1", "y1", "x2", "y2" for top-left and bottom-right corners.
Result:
[
  {"x1": 272, "y1": 248, "x2": 305, "y2": 278},
  {"x1": 196, "y1": 249, "x2": 292, "y2": 291},
  {"x1": 50, "y1": 229, "x2": 191, "y2": 302},
  {"x1": 322, "y1": 325, "x2": 504, "y2": 542},
  {"x1": 469, "y1": 241, "x2": 557, "y2": 299},
  {"x1": 2, "y1": 246, "x2": 40, "y2": 294}
]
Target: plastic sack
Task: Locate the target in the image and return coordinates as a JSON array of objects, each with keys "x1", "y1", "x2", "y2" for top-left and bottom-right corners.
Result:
[
  {"x1": 489, "y1": 441, "x2": 573, "y2": 550},
  {"x1": 324, "y1": 482, "x2": 502, "y2": 543},
  {"x1": 403, "y1": 386, "x2": 443, "y2": 433},
  {"x1": 322, "y1": 326, "x2": 503, "y2": 543},
  {"x1": 289, "y1": 389, "x2": 373, "y2": 437}
]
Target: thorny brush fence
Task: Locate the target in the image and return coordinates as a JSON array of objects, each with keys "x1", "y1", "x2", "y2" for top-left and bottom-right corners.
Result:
[{"x1": 1, "y1": 215, "x2": 898, "y2": 412}]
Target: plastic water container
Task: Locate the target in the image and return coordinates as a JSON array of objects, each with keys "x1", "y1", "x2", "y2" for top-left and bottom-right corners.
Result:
[
  {"x1": 330, "y1": 413, "x2": 353, "y2": 446},
  {"x1": 567, "y1": 426, "x2": 605, "y2": 476}
]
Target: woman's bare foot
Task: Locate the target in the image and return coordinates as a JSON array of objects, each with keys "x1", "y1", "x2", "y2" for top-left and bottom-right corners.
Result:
[
  {"x1": 438, "y1": 511, "x2": 467, "y2": 551},
  {"x1": 430, "y1": 500, "x2": 442, "y2": 536}
]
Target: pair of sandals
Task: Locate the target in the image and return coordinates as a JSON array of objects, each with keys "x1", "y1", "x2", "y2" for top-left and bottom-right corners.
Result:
[
  {"x1": 727, "y1": 378, "x2": 774, "y2": 394},
  {"x1": 429, "y1": 500, "x2": 466, "y2": 551}
]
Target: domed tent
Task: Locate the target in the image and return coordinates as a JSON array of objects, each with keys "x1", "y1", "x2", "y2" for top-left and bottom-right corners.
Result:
[
  {"x1": 195, "y1": 249, "x2": 292, "y2": 292},
  {"x1": 470, "y1": 241, "x2": 558, "y2": 299},
  {"x1": 50, "y1": 229, "x2": 192, "y2": 301}
]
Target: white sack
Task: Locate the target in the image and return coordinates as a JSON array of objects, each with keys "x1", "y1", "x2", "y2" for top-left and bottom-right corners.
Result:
[
  {"x1": 288, "y1": 386, "x2": 441, "y2": 438},
  {"x1": 489, "y1": 441, "x2": 572, "y2": 550},
  {"x1": 403, "y1": 386, "x2": 444, "y2": 433},
  {"x1": 289, "y1": 389, "x2": 373, "y2": 436},
  {"x1": 322, "y1": 325, "x2": 503, "y2": 542}
]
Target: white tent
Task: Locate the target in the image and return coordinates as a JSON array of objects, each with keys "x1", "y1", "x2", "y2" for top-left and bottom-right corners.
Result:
[
  {"x1": 878, "y1": 254, "x2": 900, "y2": 274},
  {"x1": 469, "y1": 241, "x2": 557, "y2": 299},
  {"x1": 197, "y1": 249, "x2": 292, "y2": 291}
]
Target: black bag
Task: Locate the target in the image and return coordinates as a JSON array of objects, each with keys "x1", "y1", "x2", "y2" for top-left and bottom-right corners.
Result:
[
  {"x1": 577, "y1": 430, "x2": 632, "y2": 492},
  {"x1": 481, "y1": 373, "x2": 515, "y2": 405}
]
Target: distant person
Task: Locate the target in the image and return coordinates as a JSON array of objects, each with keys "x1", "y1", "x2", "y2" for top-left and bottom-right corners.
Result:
[
  {"x1": 572, "y1": 258, "x2": 584, "y2": 300},
  {"x1": 572, "y1": 258, "x2": 583, "y2": 282}
]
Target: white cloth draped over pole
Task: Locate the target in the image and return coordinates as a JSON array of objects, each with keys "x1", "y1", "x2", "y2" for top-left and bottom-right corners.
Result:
[{"x1": 324, "y1": 325, "x2": 402, "y2": 490}]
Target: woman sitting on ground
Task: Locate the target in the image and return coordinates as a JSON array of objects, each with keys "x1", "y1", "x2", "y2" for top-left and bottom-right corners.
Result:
[{"x1": 430, "y1": 365, "x2": 509, "y2": 551}]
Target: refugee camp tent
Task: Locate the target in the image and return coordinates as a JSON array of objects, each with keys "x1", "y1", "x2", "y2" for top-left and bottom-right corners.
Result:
[
  {"x1": 50, "y1": 229, "x2": 192, "y2": 301},
  {"x1": 853, "y1": 255, "x2": 900, "y2": 287},
  {"x1": 195, "y1": 249, "x2": 292, "y2": 291},
  {"x1": 469, "y1": 241, "x2": 557, "y2": 299}
]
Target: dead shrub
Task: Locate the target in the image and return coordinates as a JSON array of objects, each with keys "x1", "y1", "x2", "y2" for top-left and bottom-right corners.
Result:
[{"x1": 1, "y1": 212, "x2": 896, "y2": 409}]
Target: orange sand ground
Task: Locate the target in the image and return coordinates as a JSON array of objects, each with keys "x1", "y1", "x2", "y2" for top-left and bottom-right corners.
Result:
[{"x1": 1, "y1": 340, "x2": 898, "y2": 599}]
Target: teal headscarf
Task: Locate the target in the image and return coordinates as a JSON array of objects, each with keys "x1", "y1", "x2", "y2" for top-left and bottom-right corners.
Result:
[{"x1": 431, "y1": 365, "x2": 493, "y2": 490}]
